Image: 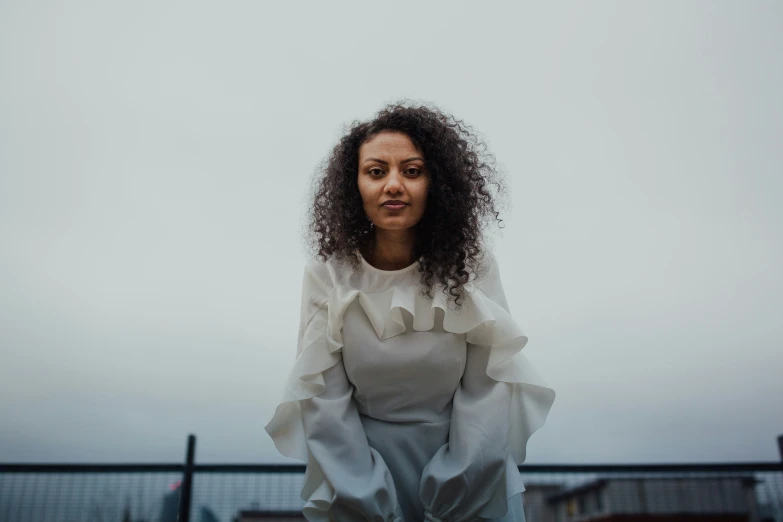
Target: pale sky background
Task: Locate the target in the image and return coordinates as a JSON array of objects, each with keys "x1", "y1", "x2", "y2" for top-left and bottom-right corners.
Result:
[{"x1": 0, "y1": 1, "x2": 781, "y2": 466}]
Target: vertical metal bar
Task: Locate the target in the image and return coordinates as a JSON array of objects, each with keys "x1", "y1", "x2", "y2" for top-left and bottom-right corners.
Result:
[
  {"x1": 177, "y1": 434, "x2": 196, "y2": 522},
  {"x1": 777, "y1": 434, "x2": 783, "y2": 462}
]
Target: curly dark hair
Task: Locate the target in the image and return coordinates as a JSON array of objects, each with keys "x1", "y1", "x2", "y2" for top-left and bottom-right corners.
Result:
[{"x1": 304, "y1": 100, "x2": 509, "y2": 308}]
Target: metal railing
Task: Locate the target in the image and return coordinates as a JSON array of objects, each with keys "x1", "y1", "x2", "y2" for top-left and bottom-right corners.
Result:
[{"x1": 1, "y1": 434, "x2": 782, "y2": 522}]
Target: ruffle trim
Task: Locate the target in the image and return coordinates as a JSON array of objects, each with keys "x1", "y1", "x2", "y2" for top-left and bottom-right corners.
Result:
[
  {"x1": 300, "y1": 453, "x2": 404, "y2": 522},
  {"x1": 264, "y1": 280, "x2": 556, "y2": 518}
]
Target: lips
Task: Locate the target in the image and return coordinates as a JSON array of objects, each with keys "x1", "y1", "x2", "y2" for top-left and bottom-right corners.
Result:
[
  {"x1": 382, "y1": 201, "x2": 408, "y2": 207},
  {"x1": 382, "y1": 203, "x2": 407, "y2": 211}
]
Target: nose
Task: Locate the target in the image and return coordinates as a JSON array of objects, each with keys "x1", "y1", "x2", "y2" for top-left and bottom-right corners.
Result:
[{"x1": 384, "y1": 168, "x2": 405, "y2": 194}]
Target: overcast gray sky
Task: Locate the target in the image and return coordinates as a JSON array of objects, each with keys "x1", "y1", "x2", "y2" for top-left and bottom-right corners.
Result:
[{"x1": 1, "y1": 1, "x2": 781, "y2": 466}]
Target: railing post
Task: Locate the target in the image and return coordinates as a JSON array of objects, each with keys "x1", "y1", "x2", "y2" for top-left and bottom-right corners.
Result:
[
  {"x1": 177, "y1": 434, "x2": 196, "y2": 522},
  {"x1": 777, "y1": 434, "x2": 783, "y2": 462}
]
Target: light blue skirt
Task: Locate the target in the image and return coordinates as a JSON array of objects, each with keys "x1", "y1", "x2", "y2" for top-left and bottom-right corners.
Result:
[{"x1": 361, "y1": 413, "x2": 527, "y2": 522}]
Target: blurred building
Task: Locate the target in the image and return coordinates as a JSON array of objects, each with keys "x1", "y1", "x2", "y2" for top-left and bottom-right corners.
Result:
[
  {"x1": 527, "y1": 475, "x2": 761, "y2": 522},
  {"x1": 229, "y1": 474, "x2": 770, "y2": 522},
  {"x1": 199, "y1": 505, "x2": 221, "y2": 522},
  {"x1": 159, "y1": 486, "x2": 180, "y2": 522},
  {"x1": 234, "y1": 510, "x2": 306, "y2": 522}
]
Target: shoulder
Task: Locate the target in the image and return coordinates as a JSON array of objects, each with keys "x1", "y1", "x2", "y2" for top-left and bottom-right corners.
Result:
[
  {"x1": 472, "y1": 250, "x2": 501, "y2": 290},
  {"x1": 471, "y1": 250, "x2": 510, "y2": 313},
  {"x1": 303, "y1": 255, "x2": 332, "y2": 283},
  {"x1": 302, "y1": 254, "x2": 351, "y2": 294},
  {"x1": 304, "y1": 255, "x2": 330, "y2": 278}
]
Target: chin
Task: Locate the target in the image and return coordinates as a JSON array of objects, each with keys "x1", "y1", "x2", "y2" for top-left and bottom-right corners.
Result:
[{"x1": 376, "y1": 222, "x2": 417, "y2": 231}]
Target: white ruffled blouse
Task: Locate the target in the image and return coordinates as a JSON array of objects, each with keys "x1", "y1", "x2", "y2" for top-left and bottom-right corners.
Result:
[{"x1": 264, "y1": 250, "x2": 556, "y2": 522}]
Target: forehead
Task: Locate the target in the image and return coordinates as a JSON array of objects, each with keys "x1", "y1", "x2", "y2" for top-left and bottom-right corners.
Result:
[{"x1": 358, "y1": 131, "x2": 422, "y2": 159}]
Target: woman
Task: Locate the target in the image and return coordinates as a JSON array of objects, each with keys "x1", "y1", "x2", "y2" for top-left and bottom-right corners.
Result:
[{"x1": 265, "y1": 102, "x2": 556, "y2": 522}]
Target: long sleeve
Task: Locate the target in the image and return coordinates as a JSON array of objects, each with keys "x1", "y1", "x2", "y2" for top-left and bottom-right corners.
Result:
[
  {"x1": 419, "y1": 254, "x2": 542, "y2": 522},
  {"x1": 418, "y1": 340, "x2": 514, "y2": 522},
  {"x1": 266, "y1": 260, "x2": 404, "y2": 522}
]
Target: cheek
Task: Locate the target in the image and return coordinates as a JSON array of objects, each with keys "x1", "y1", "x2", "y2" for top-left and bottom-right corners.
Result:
[
  {"x1": 358, "y1": 185, "x2": 380, "y2": 215},
  {"x1": 357, "y1": 181, "x2": 372, "y2": 204},
  {"x1": 414, "y1": 182, "x2": 429, "y2": 206}
]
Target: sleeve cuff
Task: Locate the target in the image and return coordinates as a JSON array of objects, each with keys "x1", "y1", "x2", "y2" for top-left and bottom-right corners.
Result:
[
  {"x1": 391, "y1": 506, "x2": 405, "y2": 522},
  {"x1": 424, "y1": 512, "x2": 444, "y2": 522}
]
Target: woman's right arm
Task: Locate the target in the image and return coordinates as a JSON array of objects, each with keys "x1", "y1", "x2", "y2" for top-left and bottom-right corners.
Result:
[{"x1": 288, "y1": 262, "x2": 404, "y2": 522}]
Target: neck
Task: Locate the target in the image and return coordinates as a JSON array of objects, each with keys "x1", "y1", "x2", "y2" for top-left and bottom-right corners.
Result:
[{"x1": 363, "y1": 228, "x2": 418, "y2": 270}]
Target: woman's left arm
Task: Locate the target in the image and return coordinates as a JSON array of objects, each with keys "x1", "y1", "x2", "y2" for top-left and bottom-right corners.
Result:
[
  {"x1": 419, "y1": 339, "x2": 513, "y2": 522},
  {"x1": 420, "y1": 254, "x2": 532, "y2": 522}
]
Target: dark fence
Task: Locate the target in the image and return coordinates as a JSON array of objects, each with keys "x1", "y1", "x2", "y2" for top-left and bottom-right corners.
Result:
[{"x1": 1, "y1": 434, "x2": 782, "y2": 522}]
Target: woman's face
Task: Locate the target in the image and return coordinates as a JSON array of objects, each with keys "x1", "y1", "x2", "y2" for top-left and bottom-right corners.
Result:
[{"x1": 357, "y1": 131, "x2": 429, "y2": 232}]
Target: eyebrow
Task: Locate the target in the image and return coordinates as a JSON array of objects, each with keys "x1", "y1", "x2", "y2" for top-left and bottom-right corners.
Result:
[{"x1": 362, "y1": 156, "x2": 425, "y2": 165}]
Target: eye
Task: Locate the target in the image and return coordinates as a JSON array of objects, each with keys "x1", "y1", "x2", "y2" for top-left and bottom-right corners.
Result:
[
  {"x1": 405, "y1": 167, "x2": 421, "y2": 176},
  {"x1": 368, "y1": 167, "x2": 384, "y2": 177}
]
